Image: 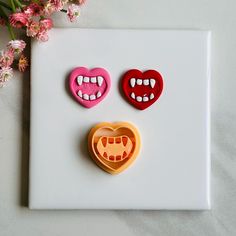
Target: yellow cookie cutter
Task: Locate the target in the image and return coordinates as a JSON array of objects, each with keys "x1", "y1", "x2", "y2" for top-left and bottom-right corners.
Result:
[{"x1": 88, "y1": 122, "x2": 141, "y2": 174}]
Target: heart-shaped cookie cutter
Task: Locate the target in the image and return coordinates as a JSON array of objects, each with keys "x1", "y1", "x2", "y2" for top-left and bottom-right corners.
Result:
[{"x1": 88, "y1": 122, "x2": 141, "y2": 174}]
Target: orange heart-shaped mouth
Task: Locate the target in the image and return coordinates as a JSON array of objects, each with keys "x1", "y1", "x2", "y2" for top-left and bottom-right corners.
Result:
[{"x1": 88, "y1": 122, "x2": 141, "y2": 174}]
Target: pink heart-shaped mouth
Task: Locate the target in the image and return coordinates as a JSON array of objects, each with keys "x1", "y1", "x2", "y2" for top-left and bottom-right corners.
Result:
[{"x1": 69, "y1": 67, "x2": 111, "y2": 108}]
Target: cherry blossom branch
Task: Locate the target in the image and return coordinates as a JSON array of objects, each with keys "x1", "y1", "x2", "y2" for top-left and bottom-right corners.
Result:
[{"x1": 0, "y1": 0, "x2": 86, "y2": 87}]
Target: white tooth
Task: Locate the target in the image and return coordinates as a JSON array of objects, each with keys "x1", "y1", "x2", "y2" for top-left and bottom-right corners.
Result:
[
  {"x1": 136, "y1": 96, "x2": 142, "y2": 102},
  {"x1": 97, "y1": 76, "x2": 104, "y2": 87},
  {"x1": 77, "y1": 90, "x2": 82, "y2": 97},
  {"x1": 143, "y1": 79, "x2": 149, "y2": 86},
  {"x1": 77, "y1": 75, "x2": 83, "y2": 85},
  {"x1": 83, "y1": 94, "x2": 89, "y2": 100},
  {"x1": 130, "y1": 78, "x2": 136, "y2": 87},
  {"x1": 83, "y1": 76, "x2": 90, "y2": 83},
  {"x1": 90, "y1": 77, "x2": 97, "y2": 83},
  {"x1": 131, "y1": 92, "x2": 135, "y2": 99},
  {"x1": 90, "y1": 94, "x2": 96, "y2": 100},
  {"x1": 97, "y1": 91, "x2": 101, "y2": 98},
  {"x1": 150, "y1": 79, "x2": 156, "y2": 88},
  {"x1": 143, "y1": 96, "x2": 149, "y2": 102},
  {"x1": 150, "y1": 93, "x2": 154, "y2": 100},
  {"x1": 137, "y1": 79, "x2": 142, "y2": 85}
]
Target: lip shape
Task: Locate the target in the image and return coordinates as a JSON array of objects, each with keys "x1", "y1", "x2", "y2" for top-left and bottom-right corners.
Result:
[
  {"x1": 88, "y1": 122, "x2": 141, "y2": 174},
  {"x1": 69, "y1": 67, "x2": 111, "y2": 108},
  {"x1": 121, "y1": 69, "x2": 164, "y2": 110}
]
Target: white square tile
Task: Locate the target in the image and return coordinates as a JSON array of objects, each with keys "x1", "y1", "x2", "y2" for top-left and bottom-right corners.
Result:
[{"x1": 30, "y1": 29, "x2": 211, "y2": 209}]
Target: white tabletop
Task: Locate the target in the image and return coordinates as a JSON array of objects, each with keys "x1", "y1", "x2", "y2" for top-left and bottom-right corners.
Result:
[{"x1": 0, "y1": 0, "x2": 235, "y2": 235}]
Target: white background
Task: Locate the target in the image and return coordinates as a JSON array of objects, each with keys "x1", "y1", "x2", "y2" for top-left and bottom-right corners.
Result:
[{"x1": 0, "y1": 0, "x2": 236, "y2": 235}]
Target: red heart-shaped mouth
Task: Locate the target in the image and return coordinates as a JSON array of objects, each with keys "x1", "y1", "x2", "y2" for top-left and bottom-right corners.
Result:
[{"x1": 121, "y1": 69, "x2": 164, "y2": 110}]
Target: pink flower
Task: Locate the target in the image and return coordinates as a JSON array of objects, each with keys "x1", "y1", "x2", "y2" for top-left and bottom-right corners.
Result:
[
  {"x1": 0, "y1": 67, "x2": 13, "y2": 87},
  {"x1": 0, "y1": 50, "x2": 14, "y2": 68},
  {"x1": 24, "y1": 3, "x2": 42, "y2": 17},
  {"x1": 39, "y1": 18, "x2": 53, "y2": 30},
  {"x1": 51, "y1": 0, "x2": 64, "y2": 11},
  {"x1": 67, "y1": 4, "x2": 80, "y2": 22},
  {"x1": 78, "y1": 0, "x2": 86, "y2": 5},
  {"x1": 7, "y1": 40, "x2": 26, "y2": 54},
  {"x1": 26, "y1": 21, "x2": 40, "y2": 37},
  {"x1": 36, "y1": 30, "x2": 49, "y2": 42},
  {"x1": 43, "y1": 2, "x2": 55, "y2": 16},
  {"x1": 26, "y1": 19, "x2": 51, "y2": 42},
  {"x1": 9, "y1": 12, "x2": 29, "y2": 28},
  {"x1": 43, "y1": 0, "x2": 65, "y2": 15}
]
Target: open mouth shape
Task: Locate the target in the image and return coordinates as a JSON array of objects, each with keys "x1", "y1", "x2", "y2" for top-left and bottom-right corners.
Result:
[
  {"x1": 96, "y1": 135, "x2": 133, "y2": 162},
  {"x1": 122, "y1": 69, "x2": 164, "y2": 110},
  {"x1": 69, "y1": 67, "x2": 111, "y2": 108},
  {"x1": 88, "y1": 122, "x2": 141, "y2": 174}
]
